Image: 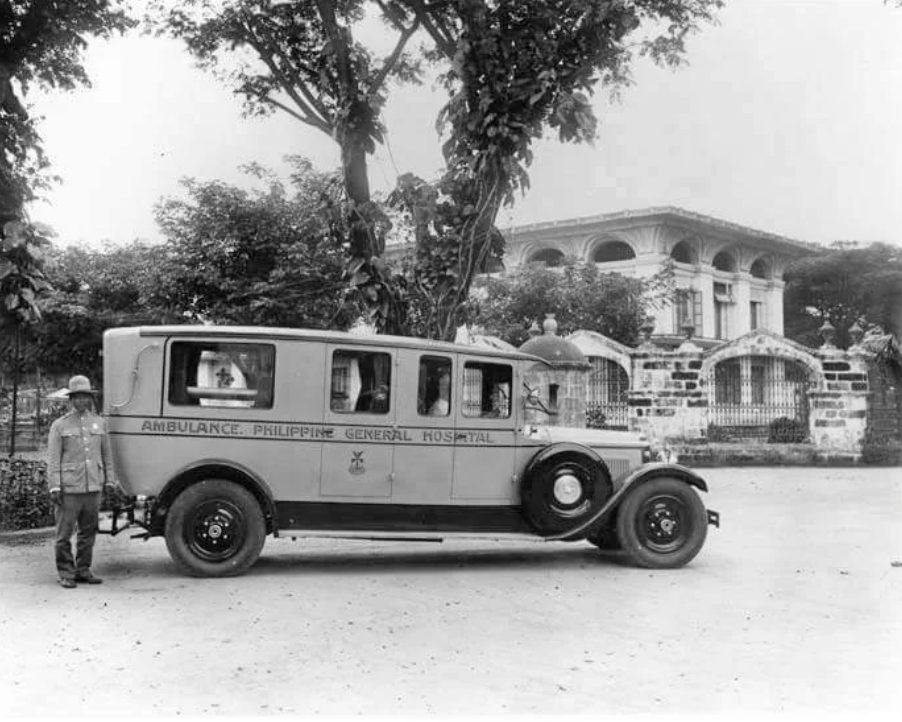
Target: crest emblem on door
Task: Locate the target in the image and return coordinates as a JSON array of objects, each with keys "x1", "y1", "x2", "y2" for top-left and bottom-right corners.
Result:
[{"x1": 349, "y1": 451, "x2": 365, "y2": 475}]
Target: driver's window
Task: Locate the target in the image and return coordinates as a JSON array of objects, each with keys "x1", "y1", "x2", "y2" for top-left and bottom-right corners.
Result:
[
  {"x1": 462, "y1": 362, "x2": 512, "y2": 418},
  {"x1": 330, "y1": 350, "x2": 391, "y2": 414}
]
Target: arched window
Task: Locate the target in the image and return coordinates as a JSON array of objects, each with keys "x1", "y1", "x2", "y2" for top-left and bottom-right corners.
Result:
[
  {"x1": 712, "y1": 251, "x2": 737, "y2": 273},
  {"x1": 592, "y1": 241, "x2": 635, "y2": 263},
  {"x1": 750, "y1": 258, "x2": 769, "y2": 279},
  {"x1": 670, "y1": 240, "x2": 697, "y2": 265},
  {"x1": 527, "y1": 248, "x2": 565, "y2": 267}
]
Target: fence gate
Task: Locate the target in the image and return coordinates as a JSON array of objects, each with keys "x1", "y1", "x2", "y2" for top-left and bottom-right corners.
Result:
[
  {"x1": 709, "y1": 355, "x2": 811, "y2": 442},
  {"x1": 587, "y1": 357, "x2": 629, "y2": 430}
]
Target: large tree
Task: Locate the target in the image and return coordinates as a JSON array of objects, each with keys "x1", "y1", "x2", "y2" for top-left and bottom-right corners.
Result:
[
  {"x1": 1, "y1": 0, "x2": 133, "y2": 223},
  {"x1": 1, "y1": 1, "x2": 134, "y2": 438},
  {"x1": 153, "y1": 0, "x2": 421, "y2": 332},
  {"x1": 156, "y1": 0, "x2": 723, "y2": 339},
  {"x1": 784, "y1": 241, "x2": 902, "y2": 348},
  {"x1": 151, "y1": 157, "x2": 362, "y2": 330},
  {"x1": 388, "y1": 0, "x2": 723, "y2": 340}
]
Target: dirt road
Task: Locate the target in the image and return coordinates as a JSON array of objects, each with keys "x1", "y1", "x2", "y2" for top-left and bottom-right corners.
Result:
[{"x1": 2, "y1": 466, "x2": 901, "y2": 715}]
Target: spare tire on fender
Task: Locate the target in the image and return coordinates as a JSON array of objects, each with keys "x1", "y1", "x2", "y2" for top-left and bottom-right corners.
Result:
[{"x1": 521, "y1": 447, "x2": 613, "y2": 537}]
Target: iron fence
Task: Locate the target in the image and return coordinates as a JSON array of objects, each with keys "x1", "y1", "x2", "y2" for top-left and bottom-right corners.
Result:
[
  {"x1": 587, "y1": 357, "x2": 630, "y2": 430},
  {"x1": 709, "y1": 356, "x2": 810, "y2": 442}
]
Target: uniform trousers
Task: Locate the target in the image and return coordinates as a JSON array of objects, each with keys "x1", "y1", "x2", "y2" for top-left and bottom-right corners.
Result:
[{"x1": 54, "y1": 492, "x2": 101, "y2": 580}]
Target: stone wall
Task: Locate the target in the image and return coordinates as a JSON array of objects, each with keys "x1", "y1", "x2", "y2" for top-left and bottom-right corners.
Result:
[
  {"x1": 567, "y1": 328, "x2": 884, "y2": 459},
  {"x1": 809, "y1": 351, "x2": 869, "y2": 453},
  {"x1": 628, "y1": 347, "x2": 708, "y2": 443}
]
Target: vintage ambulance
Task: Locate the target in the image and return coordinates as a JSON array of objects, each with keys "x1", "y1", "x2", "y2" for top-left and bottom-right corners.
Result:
[{"x1": 102, "y1": 325, "x2": 718, "y2": 577}]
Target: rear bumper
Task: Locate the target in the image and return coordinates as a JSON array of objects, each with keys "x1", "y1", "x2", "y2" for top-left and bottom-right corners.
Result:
[{"x1": 98, "y1": 496, "x2": 156, "y2": 538}]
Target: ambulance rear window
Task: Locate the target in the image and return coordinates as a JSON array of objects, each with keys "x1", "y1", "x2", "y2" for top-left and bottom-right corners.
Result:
[{"x1": 168, "y1": 342, "x2": 275, "y2": 409}]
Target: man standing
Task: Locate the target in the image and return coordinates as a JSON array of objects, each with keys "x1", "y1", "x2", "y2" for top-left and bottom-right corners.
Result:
[{"x1": 47, "y1": 375, "x2": 118, "y2": 589}]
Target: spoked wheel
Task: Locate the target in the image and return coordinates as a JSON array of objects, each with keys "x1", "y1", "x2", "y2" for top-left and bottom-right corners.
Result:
[
  {"x1": 165, "y1": 480, "x2": 266, "y2": 577},
  {"x1": 616, "y1": 477, "x2": 708, "y2": 569},
  {"x1": 522, "y1": 452, "x2": 612, "y2": 536}
]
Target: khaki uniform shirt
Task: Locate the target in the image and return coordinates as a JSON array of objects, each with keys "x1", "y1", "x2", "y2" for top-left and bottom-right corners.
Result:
[{"x1": 47, "y1": 410, "x2": 116, "y2": 494}]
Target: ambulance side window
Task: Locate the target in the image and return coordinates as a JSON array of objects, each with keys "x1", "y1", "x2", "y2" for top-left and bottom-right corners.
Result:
[
  {"x1": 330, "y1": 350, "x2": 391, "y2": 414},
  {"x1": 168, "y1": 342, "x2": 275, "y2": 409},
  {"x1": 418, "y1": 356, "x2": 452, "y2": 417},
  {"x1": 462, "y1": 362, "x2": 512, "y2": 418}
]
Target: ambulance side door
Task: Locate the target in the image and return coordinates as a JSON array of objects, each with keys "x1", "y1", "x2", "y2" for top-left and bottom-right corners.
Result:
[
  {"x1": 450, "y1": 356, "x2": 518, "y2": 502},
  {"x1": 391, "y1": 352, "x2": 455, "y2": 504},
  {"x1": 320, "y1": 344, "x2": 396, "y2": 498}
]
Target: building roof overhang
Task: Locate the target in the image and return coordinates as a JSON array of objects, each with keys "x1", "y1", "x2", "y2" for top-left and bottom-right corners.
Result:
[{"x1": 501, "y1": 206, "x2": 817, "y2": 258}]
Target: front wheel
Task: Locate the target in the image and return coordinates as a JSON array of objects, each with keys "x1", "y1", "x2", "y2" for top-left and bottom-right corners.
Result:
[
  {"x1": 164, "y1": 480, "x2": 266, "y2": 577},
  {"x1": 616, "y1": 477, "x2": 708, "y2": 569}
]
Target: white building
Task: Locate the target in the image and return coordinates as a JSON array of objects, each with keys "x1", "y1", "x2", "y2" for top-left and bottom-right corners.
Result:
[{"x1": 500, "y1": 207, "x2": 813, "y2": 347}]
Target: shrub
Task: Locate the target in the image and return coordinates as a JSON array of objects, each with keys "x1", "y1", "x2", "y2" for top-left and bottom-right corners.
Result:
[
  {"x1": 1, "y1": 457, "x2": 129, "y2": 532},
  {"x1": 768, "y1": 417, "x2": 808, "y2": 444},
  {"x1": 0, "y1": 458, "x2": 54, "y2": 531},
  {"x1": 586, "y1": 406, "x2": 607, "y2": 429}
]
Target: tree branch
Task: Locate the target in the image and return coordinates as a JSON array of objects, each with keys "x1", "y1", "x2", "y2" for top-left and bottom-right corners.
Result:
[
  {"x1": 369, "y1": 17, "x2": 419, "y2": 96},
  {"x1": 404, "y1": 0, "x2": 455, "y2": 57},
  {"x1": 238, "y1": 16, "x2": 332, "y2": 134}
]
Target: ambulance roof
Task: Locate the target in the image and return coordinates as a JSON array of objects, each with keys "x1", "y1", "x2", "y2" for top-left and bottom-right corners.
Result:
[{"x1": 107, "y1": 325, "x2": 547, "y2": 364}]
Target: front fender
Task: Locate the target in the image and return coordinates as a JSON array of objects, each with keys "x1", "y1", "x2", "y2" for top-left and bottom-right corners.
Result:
[
  {"x1": 524, "y1": 441, "x2": 609, "y2": 480},
  {"x1": 544, "y1": 462, "x2": 709, "y2": 542},
  {"x1": 616, "y1": 462, "x2": 708, "y2": 494}
]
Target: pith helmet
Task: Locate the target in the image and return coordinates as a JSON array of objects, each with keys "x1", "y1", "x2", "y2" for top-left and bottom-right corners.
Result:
[{"x1": 65, "y1": 375, "x2": 98, "y2": 397}]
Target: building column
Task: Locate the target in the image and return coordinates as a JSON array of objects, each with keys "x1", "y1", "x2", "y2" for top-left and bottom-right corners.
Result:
[
  {"x1": 767, "y1": 279, "x2": 786, "y2": 335},
  {"x1": 733, "y1": 272, "x2": 752, "y2": 337},
  {"x1": 698, "y1": 265, "x2": 716, "y2": 339}
]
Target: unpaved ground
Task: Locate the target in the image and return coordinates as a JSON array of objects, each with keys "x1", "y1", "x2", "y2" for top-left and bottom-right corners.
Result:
[{"x1": 1, "y1": 466, "x2": 901, "y2": 716}]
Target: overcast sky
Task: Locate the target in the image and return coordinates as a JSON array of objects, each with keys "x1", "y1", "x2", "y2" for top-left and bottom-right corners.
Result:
[{"x1": 25, "y1": 0, "x2": 902, "y2": 249}]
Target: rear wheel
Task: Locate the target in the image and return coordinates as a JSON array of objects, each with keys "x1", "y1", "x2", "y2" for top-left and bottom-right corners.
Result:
[
  {"x1": 522, "y1": 452, "x2": 612, "y2": 537},
  {"x1": 616, "y1": 477, "x2": 707, "y2": 569},
  {"x1": 164, "y1": 479, "x2": 266, "y2": 577}
]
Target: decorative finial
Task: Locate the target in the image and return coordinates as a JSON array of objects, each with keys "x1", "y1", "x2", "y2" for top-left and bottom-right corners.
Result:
[
  {"x1": 819, "y1": 320, "x2": 836, "y2": 349},
  {"x1": 848, "y1": 321, "x2": 864, "y2": 347},
  {"x1": 527, "y1": 320, "x2": 541, "y2": 338},
  {"x1": 542, "y1": 313, "x2": 558, "y2": 336}
]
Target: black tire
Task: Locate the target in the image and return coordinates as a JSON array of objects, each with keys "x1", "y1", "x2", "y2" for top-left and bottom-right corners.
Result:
[
  {"x1": 522, "y1": 452, "x2": 612, "y2": 537},
  {"x1": 164, "y1": 479, "x2": 266, "y2": 578},
  {"x1": 616, "y1": 476, "x2": 708, "y2": 569}
]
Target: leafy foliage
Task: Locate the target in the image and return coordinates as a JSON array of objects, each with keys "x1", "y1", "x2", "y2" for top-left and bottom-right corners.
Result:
[
  {"x1": 1, "y1": 0, "x2": 134, "y2": 221},
  {"x1": 0, "y1": 458, "x2": 52, "y2": 531},
  {"x1": 152, "y1": 0, "x2": 423, "y2": 333},
  {"x1": 0, "y1": 219, "x2": 52, "y2": 328},
  {"x1": 471, "y1": 257, "x2": 661, "y2": 347},
  {"x1": 23, "y1": 240, "x2": 167, "y2": 378},
  {"x1": 384, "y1": 0, "x2": 723, "y2": 339},
  {"x1": 151, "y1": 157, "x2": 363, "y2": 329},
  {"x1": 1, "y1": 0, "x2": 135, "y2": 387},
  {"x1": 784, "y1": 242, "x2": 902, "y2": 348},
  {"x1": 153, "y1": 0, "x2": 722, "y2": 338}
]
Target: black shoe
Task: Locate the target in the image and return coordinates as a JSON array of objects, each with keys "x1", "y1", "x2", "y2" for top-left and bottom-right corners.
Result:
[
  {"x1": 59, "y1": 578, "x2": 77, "y2": 589},
  {"x1": 74, "y1": 573, "x2": 103, "y2": 585}
]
